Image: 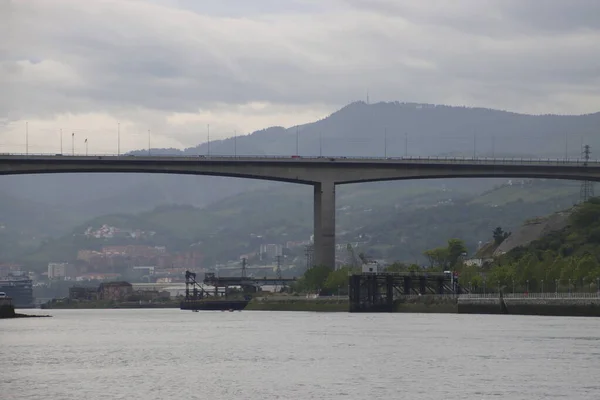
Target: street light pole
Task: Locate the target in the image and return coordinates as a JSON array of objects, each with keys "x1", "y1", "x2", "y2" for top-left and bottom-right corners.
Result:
[
  {"x1": 25, "y1": 121, "x2": 28, "y2": 155},
  {"x1": 118, "y1": 123, "x2": 120, "y2": 156},
  {"x1": 71, "y1": 132, "x2": 75, "y2": 155},
  {"x1": 85, "y1": 138, "x2": 88, "y2": 156},
  {"x1": 541, "y1": 279, "x2": 544, "y2": 294},
  {"x1": 207, "y1": 124, "x2": 210, "y2": 156},
  {"x1": 60, "y1": 129, "x2": 63, "y2": 154},
  {"x1": 296, "y1": 126, "x2": 299, "y2": 156}
]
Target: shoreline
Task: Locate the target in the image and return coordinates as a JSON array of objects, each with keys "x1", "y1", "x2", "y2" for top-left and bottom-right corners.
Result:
[{"x1": 31, "y1": 295, "x2": 600, "y2": 317}]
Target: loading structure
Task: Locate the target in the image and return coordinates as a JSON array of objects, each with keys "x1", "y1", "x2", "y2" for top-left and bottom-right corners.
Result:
[{"x1": 348, "y1": 271, "x2": 465, "y2": 312}]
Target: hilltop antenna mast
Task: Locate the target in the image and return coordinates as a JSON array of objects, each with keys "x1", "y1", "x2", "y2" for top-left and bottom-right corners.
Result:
[{"x1": 580, "y1": 144, "x2": 594, "y2": 202}]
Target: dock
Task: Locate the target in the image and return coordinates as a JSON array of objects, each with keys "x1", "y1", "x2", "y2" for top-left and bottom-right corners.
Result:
[
  {"x1": 0, "y1": 297, "x2": 15, "y2": 318},
  {"x1": 348, "y1": 271, "x2": 464, "y2": 312}
]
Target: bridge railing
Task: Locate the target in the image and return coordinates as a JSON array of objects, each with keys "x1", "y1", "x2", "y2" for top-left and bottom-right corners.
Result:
[
  {"x1": 397, "y1": 294, "x2": 460, "y2": 300},
  {"x1": 460, "y1": 293, "x2": 600, "y2": 300},
  {"x1": 2, "y1": 153, "x2": 600, "y2": 165}
]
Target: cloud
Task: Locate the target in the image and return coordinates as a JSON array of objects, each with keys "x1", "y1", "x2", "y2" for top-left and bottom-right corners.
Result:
[{"x1": 1, "y1": 0, "x2": 600, "y2": 153}]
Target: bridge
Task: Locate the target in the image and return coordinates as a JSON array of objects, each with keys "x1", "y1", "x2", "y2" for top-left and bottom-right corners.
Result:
[{"x1": 2, "y1": 153, "x2": 600, "y2": 269}]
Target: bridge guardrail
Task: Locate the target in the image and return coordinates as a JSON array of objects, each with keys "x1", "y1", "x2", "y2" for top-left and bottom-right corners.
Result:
[
  {"x1": 1, "y1": 153, "x2": 600, "y2": 166},
  {"x1": 459, "y1": 293, "x2": 600, "y2": 300}
]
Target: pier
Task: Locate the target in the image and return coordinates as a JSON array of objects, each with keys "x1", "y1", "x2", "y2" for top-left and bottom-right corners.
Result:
[
  {"x1": 348, "y1": 272, "x2": 462, "y2": 312},
  {"x1": 0, "y1": 297, "x2": 15, "y2": 318}
]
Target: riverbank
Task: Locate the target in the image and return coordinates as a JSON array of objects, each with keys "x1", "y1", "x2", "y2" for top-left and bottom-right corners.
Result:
[
  {"x1": 1, "y1": 304, "x2": 51, "y2": 319},
  {"x1": 41, "y1": 299, "x2": 180, "y2": 309},
  {"x1": 458, "y1": 294, "x2": 600, "y2": 316},
  {"x1": 246, "y1": 297, "x2": 348, "y2": 312},
  {"x1": 35, "y1": 294, "x2": 600, "y2": 316}
]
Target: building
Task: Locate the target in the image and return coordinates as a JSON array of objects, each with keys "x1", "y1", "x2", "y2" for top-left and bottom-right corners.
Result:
[
  {"x1": 69, "y1": 287, "x2": 98, "y2": 301},
  {"x1": 97, "y1": 281, "x2": 133, "y2": 301},
  {"x1": 362, "y1": 261, "x2": 382, "y2": 273},
  {"x1": 48, "y1": 263, "x2": 73, "y2": 279},
  {"x1": 260, "y1": 244, "x2": 283, "y2": 260},
  {"x1": 0, "y1": 272, "x2": 33, "y2": 308}
]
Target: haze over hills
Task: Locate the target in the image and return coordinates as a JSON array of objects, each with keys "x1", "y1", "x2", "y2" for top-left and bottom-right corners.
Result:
[
  {"x1": 11, "y1": 177, "x2": 582, "y2": 271},
  {"x1": 0, "y1": 101, "x2": 597, "y2": 263}
]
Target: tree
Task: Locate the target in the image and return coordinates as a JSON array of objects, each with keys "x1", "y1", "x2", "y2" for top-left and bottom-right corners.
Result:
[
  {"x1": 447, "y1": 238, "x2": 468, "y2": 267},
  {"x1": 323, "y1": 267, "x2": 356, "y2": 294},
  {"x1": 423, "y1": 239, "x2": 467, "y2": 270},
  {"x1": 299, "y1": 265, "x2": 331, "y2": 293},
  {"x1": 493, "y1": 227, "x2": 510, "y2": 245},
  {"x1": 423, "y1": 247, "x2": 449, "y2": 269},
  {"x1": 386, "y1": 262, "x2": 407, "y2": 272}
]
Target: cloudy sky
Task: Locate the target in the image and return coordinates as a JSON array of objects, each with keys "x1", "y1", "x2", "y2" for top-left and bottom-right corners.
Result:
[{"x1": 1, "y1": 0, "x2": 599, "y2": 154}]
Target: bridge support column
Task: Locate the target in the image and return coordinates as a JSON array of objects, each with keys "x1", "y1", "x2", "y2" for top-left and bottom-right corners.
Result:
[{"x1": 313, "y1": 180, "x2": 336, "y2": 269}]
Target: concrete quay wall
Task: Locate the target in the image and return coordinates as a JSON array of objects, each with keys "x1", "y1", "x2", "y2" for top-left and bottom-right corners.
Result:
[{"x1": 458, "y1": 296, "x2": 600, "y2": 317}]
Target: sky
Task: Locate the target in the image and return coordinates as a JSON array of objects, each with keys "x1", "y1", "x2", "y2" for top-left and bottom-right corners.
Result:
[{"x1": 1, "y1": 0, "x2": 600, "y2": 154}]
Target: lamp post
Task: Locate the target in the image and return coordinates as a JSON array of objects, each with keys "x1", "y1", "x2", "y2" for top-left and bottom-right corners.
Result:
[
  {"x1": 541, "y1": 279, "x2": 544, "y2": 294},
  {"x1": 234, "y1": 130, "x2": 237, "y2": 157},
  {"x1": 512, "y1": 279, "x2": 515, "y2": 295},
  {"x1": 85, "y1": 138, "x2": 88, "y2": 156},
  {"x1": 25, "y1": 121, "x2": 28, "y2": 155},
  {"x1": 555, "y1": 279, "x2": 559, "y2": 294},
  {"x1": 526, "y1": 280, "x2": 529, "y2": 293},
  {"x1": 118, "y1": 123, "x2": 120, "y2": 156},
  {"x1": 71, "y1": 132, "x2": 75, "y2": 155},
  {"x1": 207, "y1": 124, "x2": 210, "y2": 156}
]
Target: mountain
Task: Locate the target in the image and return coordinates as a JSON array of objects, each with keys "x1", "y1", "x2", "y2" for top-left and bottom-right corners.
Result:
[{"x1": 2, "y1": 101, "x2": 599, "y2": 237}]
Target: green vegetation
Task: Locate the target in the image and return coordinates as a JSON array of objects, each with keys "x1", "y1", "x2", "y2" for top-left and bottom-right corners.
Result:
[
  {"x1": 291, "y1": 265, "x2": 357, "y2": 295},
  {"x1": 423, "y1": 239, "x2": 468, "y2": 269},
  {"x1": 457, "y1": 198, "x2": 600, "y2": 292}
]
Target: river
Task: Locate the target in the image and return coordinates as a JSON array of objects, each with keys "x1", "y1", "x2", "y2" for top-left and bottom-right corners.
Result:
[{"x1": 2, "y1": 309, "x2": 600, "y2": 399}]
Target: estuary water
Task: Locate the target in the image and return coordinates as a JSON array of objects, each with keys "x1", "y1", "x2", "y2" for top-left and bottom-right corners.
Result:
[{"x1": 1, "y1": 309, "x2": 600, "y2": 399}]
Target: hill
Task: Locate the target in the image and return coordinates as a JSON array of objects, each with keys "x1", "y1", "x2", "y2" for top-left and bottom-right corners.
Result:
[
  {"x1": 15, "y1": 177, "x2": 583, "y2": 272},
  {"x1": 459, "y1": 198, "x2": 600, "y2": 292}
]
